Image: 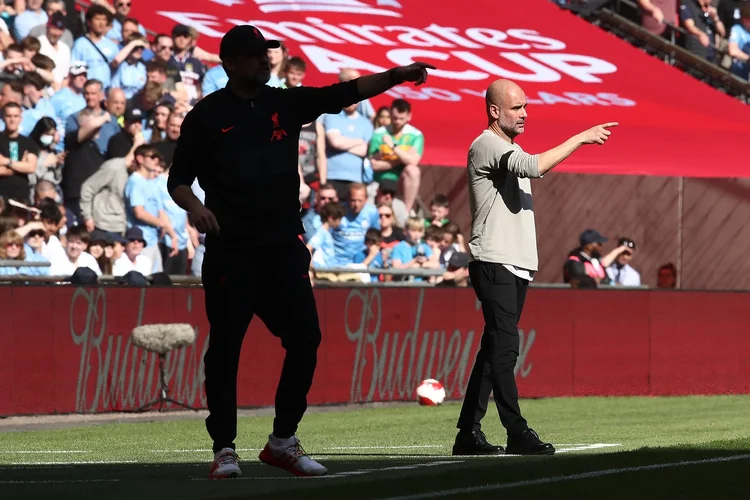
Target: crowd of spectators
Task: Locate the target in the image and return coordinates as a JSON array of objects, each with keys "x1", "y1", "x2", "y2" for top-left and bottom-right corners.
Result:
[
  {"x1": 0, "y1": 1, "x2": 688, "y2": 289},
  {"x1": 556, "y1": 0, "x2": 750, "y2": 80},
  {"x1": 0, "y1": 1, "x2": 448, "y2": 284}
]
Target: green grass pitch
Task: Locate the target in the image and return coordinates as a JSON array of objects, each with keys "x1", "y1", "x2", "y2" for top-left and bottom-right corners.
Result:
[{"x1": 1, "y1": 395, "x2": 749, "y2": 499}]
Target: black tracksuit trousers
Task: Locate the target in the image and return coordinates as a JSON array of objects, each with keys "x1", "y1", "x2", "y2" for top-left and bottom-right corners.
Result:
[
  {"x1": 201, "y1": 238, "x2": 321, "y2": 453},
  {"x1": 457, "y1": 261, "x2": 529, "y2": 436}
]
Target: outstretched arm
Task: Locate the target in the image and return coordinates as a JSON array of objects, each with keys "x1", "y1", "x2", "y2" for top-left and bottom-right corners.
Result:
[
  {"x1": 356, "y1": 63, "x2": 435, "y2": 101},
  {"x1": 537, "y1": 123, "x2": 618, "y2": 175}
]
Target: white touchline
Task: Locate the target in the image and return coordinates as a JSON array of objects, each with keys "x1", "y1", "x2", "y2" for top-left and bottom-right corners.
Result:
[
  {"x1": 329, "y1": 445, "x2": 446, "y2": 450},
  {"x1": 0, "y1": 479, "x2": 121, "y2": 484},
  {"x1": 149, "y1": 448, "x2": 261, "y2": 453},
  {"x1": 2, "y1": 460, "x2": 138, "y2": 466},
  {"x1": 379, "y1": 454, "x2": 750, "y2": 500},
  {"x1": 0, "y1": 450, "x2": 91, "y2": 454}
]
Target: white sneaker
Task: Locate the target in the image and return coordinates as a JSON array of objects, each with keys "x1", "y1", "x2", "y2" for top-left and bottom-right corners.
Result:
[
  {"x1": 209, "y1": 448, "x2": 242, "y2": 479},
  {"x1": 258, "y1": 434, "x2": 328, "y2": 477}
]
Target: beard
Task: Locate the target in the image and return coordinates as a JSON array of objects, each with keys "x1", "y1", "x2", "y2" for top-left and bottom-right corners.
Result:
[{"x1": 591, "y1": 249, "x2": 602, "y2": 259}]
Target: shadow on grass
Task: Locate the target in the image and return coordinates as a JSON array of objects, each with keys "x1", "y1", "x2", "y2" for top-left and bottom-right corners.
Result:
[{"x1": 1, "y1": 443, "x2": 749, "y2": 500}]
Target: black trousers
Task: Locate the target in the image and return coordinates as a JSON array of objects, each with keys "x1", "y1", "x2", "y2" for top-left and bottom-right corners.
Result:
[
  {"x1": 457, "y1": 261, "x2": 529, "y2": 436},
  {"x1": 201, "y1": 238, "x2": 321, "y2": 453},
  {"x1": 160, "y1": 245, "x2": 188, "y2": 275}
]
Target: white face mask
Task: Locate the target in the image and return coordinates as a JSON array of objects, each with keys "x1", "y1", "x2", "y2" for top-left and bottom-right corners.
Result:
[{"x1": 40, "y1": 135, "x2": 54, "y2": 146}]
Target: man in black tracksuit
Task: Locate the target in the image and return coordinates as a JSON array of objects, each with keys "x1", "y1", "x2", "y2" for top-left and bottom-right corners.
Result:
[{"x1": 167, "y1": 25, "x2": 434, "y2": 479}]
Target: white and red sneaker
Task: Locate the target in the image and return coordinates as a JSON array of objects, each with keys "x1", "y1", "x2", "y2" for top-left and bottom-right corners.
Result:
[
  {"x1": 258, "y1": 435, "x2": 328, "y2": 477},
  {"x1": 209, "y1": 448, "x2": 242, "y2": 479}
]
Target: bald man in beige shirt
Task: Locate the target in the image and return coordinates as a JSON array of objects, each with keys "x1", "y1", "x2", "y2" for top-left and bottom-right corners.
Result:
[{"x1": 452, "y1": 79, "x2": 617, "y2": 456}]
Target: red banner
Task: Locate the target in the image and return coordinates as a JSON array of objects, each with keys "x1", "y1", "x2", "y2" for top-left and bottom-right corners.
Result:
[
  {"x1": 133, "y1": 0, "x2": 750, "y2": 177},
  {"x1": 1, "y1": 286, "x2": 749, "y2": 416}
]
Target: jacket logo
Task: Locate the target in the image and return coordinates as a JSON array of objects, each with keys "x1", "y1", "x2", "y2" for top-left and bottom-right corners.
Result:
[{"x1": 270, "y1": 112, "x2": 287, "y2": 141}]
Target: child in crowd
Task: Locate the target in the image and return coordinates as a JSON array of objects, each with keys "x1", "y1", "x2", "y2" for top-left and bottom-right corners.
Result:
[
  {"x1": 307, "y1": 202, "x2": 345, "y2": 269},
  {"x1": 439, "y1": 222, "x2": 465, "y2": 267},
  {"x1": 392, "y1": 217, "x2": 440, "y2": 281},
  {"x1": 354, "y1": 228, "x2": 384, "y2": 282},
  {"x1": 425, "y1": 194, "x2": 451, "y2": 228}
]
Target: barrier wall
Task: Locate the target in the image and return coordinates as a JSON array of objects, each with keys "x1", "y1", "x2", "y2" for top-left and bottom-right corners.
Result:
[{"x1": 1, "y1": 286, "x2": 749, "y2": 416}]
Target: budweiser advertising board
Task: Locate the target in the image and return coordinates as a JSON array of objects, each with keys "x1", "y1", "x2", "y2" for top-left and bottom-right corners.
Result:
[{"x1": 1, "y1": 286, "x2": 749, "y2": 416}]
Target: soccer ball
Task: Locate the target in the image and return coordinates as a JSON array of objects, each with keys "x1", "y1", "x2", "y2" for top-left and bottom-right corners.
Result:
[{"x1": 416, "y1": 379, "x2": 446, "y2": 406}]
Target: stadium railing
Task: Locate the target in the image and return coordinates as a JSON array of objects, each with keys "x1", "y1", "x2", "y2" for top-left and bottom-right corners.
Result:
[{"x1": 557, "y1": 0, "x2": 750, "y2": 103}]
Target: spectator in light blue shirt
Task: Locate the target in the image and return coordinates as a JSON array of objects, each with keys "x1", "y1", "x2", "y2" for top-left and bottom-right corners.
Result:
[
  {"x1": 353, "y1": 228, "x2": 384, "y2": 282},
  {"x1": 302, "y1": 183, "x2": 338, "y2": 243},
  {"x1": 13, "y1": 0, "x2": 48, "y2": 41},
  {"x1": 64, "y1": 81, "x2": 121, "y2": 157},
  {"x1": 156, "y1": 172, "x2": 189, "y2": 275},
  {"x1": 331, "y1": 183, "x2": 380, "y2": 267},
  {"x1": 322, "y1": 105, "x2": 373, "y2": 201},
  {"x1": 71, "y1": 5, "x2": 119, "y2": 89},
  {"x1": 306, "y1": 202, "x2": 345, "y2": 270},
  {"x1": 111, "y1": 36, "x2": 148, "y2": 99},
  {"x1": 20, "y1": 73, "x2": 57, "y2": 136},
  {"x1": 0, "y1": 229, "x2": 50, "y2": 277},
  {"x1": 390, "y1": 217, "x2": 440, "y2": 282},
  {"x1": 51, "y1": 62, "x2": 88, "y2": 152},
  {"x1": 124, "y1": 145, "x2": 175, "y2": 274},
  {"x1": 202, "y1": 65, "x2": 228, "y2": 97},
  {"x1": 728, "y1": 6, "x2": 750, "y2": 80},
  {"x1": 107, "y1": 9, "x2": 147, "y2": 44}
]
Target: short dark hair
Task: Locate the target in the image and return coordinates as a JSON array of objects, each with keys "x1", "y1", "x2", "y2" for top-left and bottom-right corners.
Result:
[
  {"x1": 83, "y1": 79, "x2": 103, "y2": 91},
  {"x1": 286, "y1": 56, "x2": 306, "y2": 72},
  {"x1": 365, "y1": 228, "x2": 382, "y2": 247},
  {"x1": 430, "y1": 194, "x2": 450, "y2": 209},
  {"x1": 67, "y1": 225, "x2": 90, "y2": 245},
  {"x1": 22, "y1": 72, "x2": 47, "y2": 91},
  {"x1": 3, "y1": 102, "x2": 21, "y2": 113},
  {"x1": 319, "y1": 202, "x2": 345, "y2": 222},
  {"x1": 31, "y1": 53, "x2": 55, "y2": 71},
  {"x1": 123, "y1": 17, "x2": 140, "y2": 27},
  {"x1": 134, "y1": 144, "x2": 159, "y2": 159},
  {"x1": 319, "y1": 183, "x2": 336, "y2": 193},
  {"x1": 20, "y1": 36, "x2": 41, "y2": 53},
  {"x1": 391, "y1": 98, "x2": 411, "y2": 114},
  {"x1": 146, "y1": 59, "x2": 168, "y2": 74},
  {"x1": 5, "y1": 43, "x2": 23, "y2": 55},
  {"x1": 425, "y1": 225, "x2": 444, "y2": 242},
  {"x1": 3, "y1": 81, "x2": 24, "y2": 96},
  {"x1": 443, "y1": 222, "x2": 461, "y2": 238},
  {"x1": 39, "y1": 198, "x2": 62, "y2": 224},
  {"x1": 741, "y1": 3, "x2": 750, "y2": 19},
  {"x1": 86, "y1": 4, "x2": 113, "y2": 24}
]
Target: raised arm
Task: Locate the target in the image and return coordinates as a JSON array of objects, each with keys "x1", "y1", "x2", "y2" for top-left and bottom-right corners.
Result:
[{"x1": 537, "y1": 123, "x2": 618, "y2": 175}]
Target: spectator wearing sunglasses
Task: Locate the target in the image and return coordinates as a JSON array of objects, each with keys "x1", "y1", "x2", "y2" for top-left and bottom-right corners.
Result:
[
  {"x1": 606, "y1": 237, "x2": 641, "y2": 286},
  {"x1": 106, "y1": 1, "x2": 147, "y2": 44},
  {"x1": 0, "y1": 226, "x2": 50, "y2": 276},
  {"x1": 124, "y1": 145, "x2": 177, "y2": 274}
]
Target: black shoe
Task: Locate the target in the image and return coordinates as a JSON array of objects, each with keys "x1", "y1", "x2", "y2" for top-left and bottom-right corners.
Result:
[
  {"x1": 506, "y1": 428, "x2": 555, "y2": 455},
  {"x1": 452, "y1": 430, "x2": 504, "y2": 456}
]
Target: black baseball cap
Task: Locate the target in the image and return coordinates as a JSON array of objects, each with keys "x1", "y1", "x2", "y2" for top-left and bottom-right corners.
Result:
[
  {"x1": 579, "y1": 229, "x2": 608, "y2": 246},
  {"x1": 48, "y1": 12, "x2": 66, "y2": 30},
  {"x1": 171, "y1": 24, "x2": 191, "y2": 37},
  {"x1": 219, "y1": 25, "x2": 281, "y2": 60},
  {"x1": 124, "y1": 107, "x2": 144, "y2": 123},
  {"x1": 125, "y1": 226, "x2": 145, "y2": 243}
]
